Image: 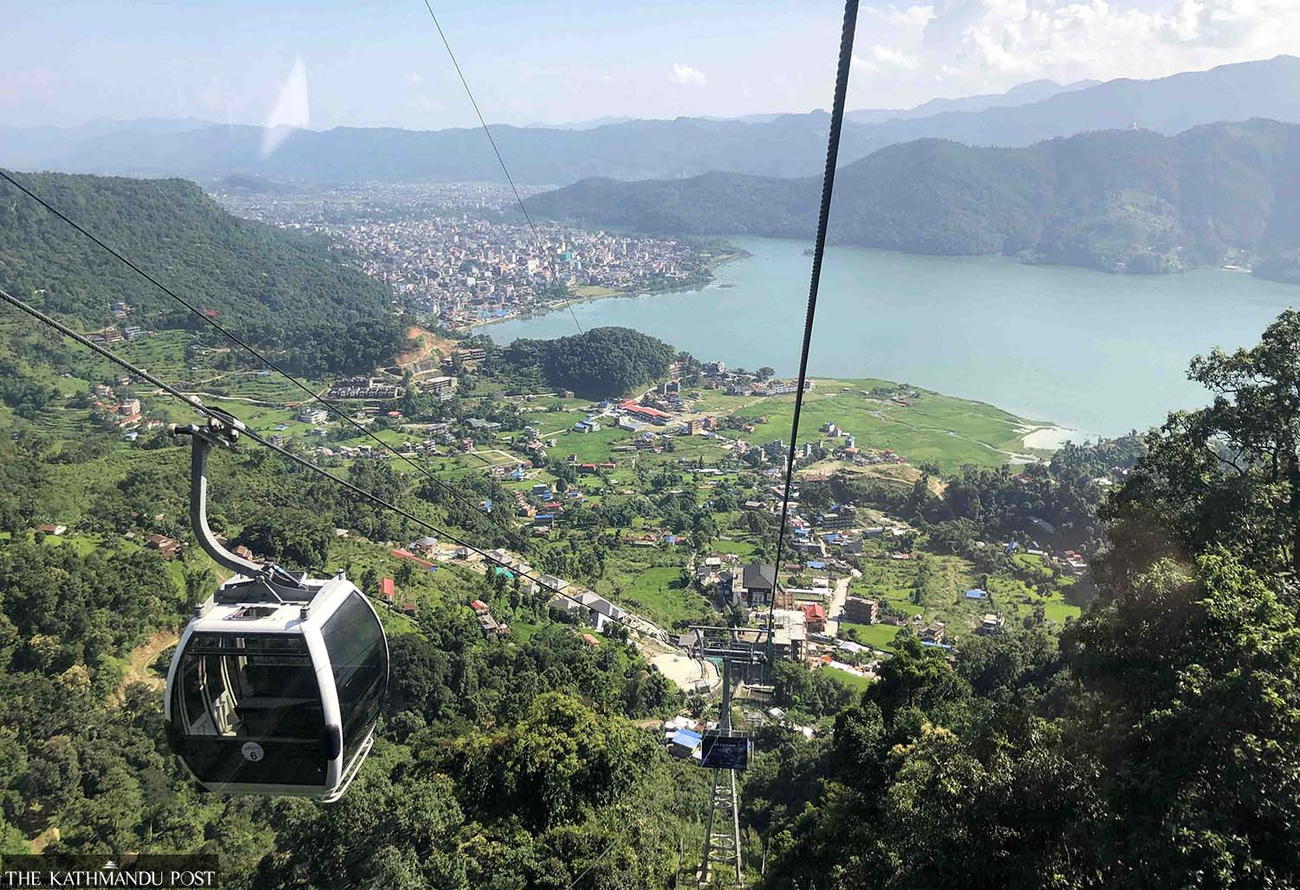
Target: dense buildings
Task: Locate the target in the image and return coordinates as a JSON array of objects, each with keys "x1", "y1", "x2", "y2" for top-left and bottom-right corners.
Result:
[{"x1": 216, "y1": 181, "x2": 717, "y2": 326}]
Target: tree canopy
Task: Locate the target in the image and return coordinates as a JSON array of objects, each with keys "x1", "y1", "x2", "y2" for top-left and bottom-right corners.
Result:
[{"x1": 495, "y1": 326, "x2": 675, "y2": 398}]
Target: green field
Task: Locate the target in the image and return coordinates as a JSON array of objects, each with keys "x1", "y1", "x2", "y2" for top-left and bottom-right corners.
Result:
[
  {"x1": 839, "y1": 621, "x2": 904, "y2": 651},
  {"x1": 823, "y1": 665, "x2": 875, "y2": 691},
  {"x1": 605, "y1": 562, "x2": 714, "y2": 630},
  {"x1": 732, "y1": 378, "x2": 1042, "y2": 472},
  {"x1": 845, "y1": 539, "x2": 1081, "y2": 643},
  {"x1": 552, "y1": 426, "x2": 637, "y2": 462}
]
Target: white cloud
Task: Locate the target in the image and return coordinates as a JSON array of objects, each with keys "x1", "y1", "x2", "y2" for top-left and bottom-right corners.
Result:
[
  {"x1": 407, "y1": 72, "x2": 424, "y2": 85},
  {"x1": 849, "y1": 0, "x2": 1300, "y2": 103},
  {"x1": 871, "y1": 44, "x2": 920, "y2": 69},
  {"x1": 851, "y1": 53, "x2": 878, "y2": 76},
  {"x1": 670, "y1": 62, "x2": 708, "y2": 86},
  {"x1": 886, "y1": 5, "x2": 938, "y2": 27}
]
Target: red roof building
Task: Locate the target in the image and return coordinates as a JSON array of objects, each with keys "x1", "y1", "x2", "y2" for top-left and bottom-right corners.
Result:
[
  {"x1": 803, "y1": 602, "x2": 826, "y2": 632},
  {"x1": 380, "y1": 577, "x2": 395, "y2": 601},
  {"x1": 620, "y1": 399, "x2": 672, "y2": 421}
]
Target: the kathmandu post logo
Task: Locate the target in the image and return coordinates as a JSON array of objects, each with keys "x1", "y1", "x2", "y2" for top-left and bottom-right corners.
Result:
[{"x1": 0, "y1": 855, "x2": 219, "y2": 888}]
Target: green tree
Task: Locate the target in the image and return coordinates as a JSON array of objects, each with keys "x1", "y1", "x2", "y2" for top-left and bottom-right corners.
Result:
[
  {"x1": 1107, "y1": 308, "x2": 1300, "y2": 577},
  {"x1": 237, "y1": 507, "x2": 333, "y2": 570}
]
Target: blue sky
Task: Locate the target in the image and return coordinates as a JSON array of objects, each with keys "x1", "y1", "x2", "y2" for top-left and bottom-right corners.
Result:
[{"x1": 4, "y1": 0, "x2": 1296, "y2": 130}]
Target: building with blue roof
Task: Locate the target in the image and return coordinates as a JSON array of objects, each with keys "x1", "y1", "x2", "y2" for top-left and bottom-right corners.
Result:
[{"x1": 667, "y1": 729, "x2": 703, "y2": 759}]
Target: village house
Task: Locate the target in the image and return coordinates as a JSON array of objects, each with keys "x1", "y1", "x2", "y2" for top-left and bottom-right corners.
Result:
[
  {"x1": 146, "y1": 534, "x2": 181, "y2": 560},
  {"x1": 410, "y1": 536, "x2": 438, "y2": 555},
  {"x1": 843, "y1": 596, "x2": 879, "y2": 625},
  {"x1": 802, "y1": 602, "x2": 827, "y2": 633},
  {"x1": 920, "y1": 621, "x2": 946, "y2": 645},
  {"x1": 741, "y1": 563, "x2": 777, "y2": 608}
]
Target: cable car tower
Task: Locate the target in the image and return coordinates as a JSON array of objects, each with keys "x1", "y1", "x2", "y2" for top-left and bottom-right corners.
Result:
[{"x1": 685, "y1": 625, "x2": 770, "y2": 887}]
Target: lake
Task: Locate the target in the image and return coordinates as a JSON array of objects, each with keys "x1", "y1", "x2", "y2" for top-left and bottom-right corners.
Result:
[{"x1": 483, "y1": 237, "x2": 1300, "y2": 436}]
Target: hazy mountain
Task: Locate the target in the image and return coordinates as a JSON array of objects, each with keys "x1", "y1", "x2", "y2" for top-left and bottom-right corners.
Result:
[
  {"x1": 9, "y1": 114, "x2": 878, "y2": 184},
  {"x1": 524, "y1": 115, "x2": 634, "y2": 130},
  {"x1": 3, "y1": 57, "x2": 1298, "y2": 184},
  {"x1": 0, "y1": 117, "x2": 217, "y2": 171},
  {"x1": 525, "y1": 119, "x2": 1300, "y2": 281},
  {"x1": 858, "y1": 55, "x2": 1300, "y2": 147},
  {"x1": 844, "y1": 78, "x2": 1099, "y2": 124}
]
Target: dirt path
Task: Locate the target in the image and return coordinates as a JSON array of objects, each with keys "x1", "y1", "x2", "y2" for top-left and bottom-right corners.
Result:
[
  {"x1": 114, "y1": 628, "x2": 180, "y2": 701},
  {"x1": 651, "y1": 653, "x2": 719, "y2": 692},
  {"x1": 395, "y1": 326, "x2": 458, "y2": 369},
  {"x1": 29, "y1": 825, "x2": 59, "y2": 853},
  {"x1": 823, "y1": 570, "x2": 859, "y2": 638}
]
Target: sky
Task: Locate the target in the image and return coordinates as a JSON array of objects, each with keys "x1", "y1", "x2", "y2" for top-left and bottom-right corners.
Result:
[{"x1": 4, "y1": 0, "x2": 1298, "y2": 131}]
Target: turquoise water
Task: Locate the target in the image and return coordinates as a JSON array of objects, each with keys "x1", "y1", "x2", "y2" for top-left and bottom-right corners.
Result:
[{"x1": 484, "y1": 237, "x2": 1300, "y2": 436}]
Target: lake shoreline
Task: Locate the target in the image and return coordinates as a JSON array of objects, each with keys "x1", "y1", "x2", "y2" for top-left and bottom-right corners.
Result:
[
  {"x1": 463, "y1": 247, "x2": 749, "y2": 332},
  {"x1": 482, "y1": 236, "x2": 1300, "y2": 435}
]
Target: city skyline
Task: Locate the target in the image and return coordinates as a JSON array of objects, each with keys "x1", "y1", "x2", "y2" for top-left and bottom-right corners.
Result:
[{"x1": 4, "y1": 0, "x2": 1299, "y2": 132}]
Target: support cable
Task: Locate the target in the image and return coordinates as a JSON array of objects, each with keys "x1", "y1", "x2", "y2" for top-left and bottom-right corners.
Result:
[
  {"x1": 0, "y1": 167, "x2": 530, "y2": 551},
  {"x1": 0, "y1": 284, "x2": 603, "y2": 618},
  {"x1": 768, "y1": 0, "x2": 860, "y2": 632},
  {"x1": 420, "y1": 1, "x2": 585, "y2": 334}
]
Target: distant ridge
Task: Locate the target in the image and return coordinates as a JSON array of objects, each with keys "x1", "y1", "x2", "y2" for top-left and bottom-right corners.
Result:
[
  {"x1": 844, "y1": 77, "x2": 1100, "y2": 124},
  {"x1": 526, "y1": 119, "x2": 1300, "y2": 283},
  {"x1": 1, "y1": 56, "x2": 1298, "y2": 184}
]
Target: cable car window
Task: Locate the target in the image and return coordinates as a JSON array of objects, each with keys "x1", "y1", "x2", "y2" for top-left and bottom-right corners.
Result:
[
  {"x1": 172, "y1": 633, "x2": 326, "y2": 786},
  {"x1": 321, "y1": 593, "x2": 387, "y2": 764}
]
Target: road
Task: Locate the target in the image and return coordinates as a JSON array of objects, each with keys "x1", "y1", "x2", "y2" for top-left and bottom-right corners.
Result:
[{"x1": 823, "y1": 569, "x2": 859, "y2": 638}]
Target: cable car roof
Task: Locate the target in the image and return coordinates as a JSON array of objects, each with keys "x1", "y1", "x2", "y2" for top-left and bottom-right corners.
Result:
[{"x1": 190, "y1": 575, "x2": 356, "y2": 634}]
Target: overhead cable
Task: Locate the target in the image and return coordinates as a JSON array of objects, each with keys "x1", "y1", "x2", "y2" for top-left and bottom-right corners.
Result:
[
  {"x1": 768, "y1": 0, "x2": 861, "y2": 633},
  {"x1": 419, "y1": 1, "x2": 586, "y2": 335},
  {"x1": 0, "y1": 168, "x2": 529, "y2": 550}
]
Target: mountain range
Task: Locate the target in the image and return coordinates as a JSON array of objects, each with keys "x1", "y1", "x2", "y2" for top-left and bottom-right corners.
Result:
[
  {"x1": 2, "y1": 56, "x2": 1298, "y2": 185},
  {"x1": 525, "y1": 119, "x2": 1300, "y2": 281},
  {"x1": 842, "y1": 77, "x2": 1100, "y2": 124}
]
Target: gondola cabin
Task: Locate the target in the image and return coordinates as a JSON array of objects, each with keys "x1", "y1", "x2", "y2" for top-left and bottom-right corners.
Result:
[{"x1": 163, "y1": 572, "x2": 388, "y2": 802}]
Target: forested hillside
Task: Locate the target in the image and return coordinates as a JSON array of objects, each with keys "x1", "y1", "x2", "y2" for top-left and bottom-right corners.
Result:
[
  {"x1": 528, "y1": 119, "x2": 1300, "y2": 280},
  {"x1": 2, "y1": 307, "x2": 1300, "y2": 886},
  {"x1": 0, "y1": 435, "x2": 700, "y2": 885},
  {"x1": 743, "y1": 311, "x2": 1300, "y2": 888},
  {"x1": 0, "y1": 171, "x2": 402, "y2": 374}
]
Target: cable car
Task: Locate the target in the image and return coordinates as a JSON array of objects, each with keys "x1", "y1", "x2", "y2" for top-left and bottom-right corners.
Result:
[{"x1": 163, "y1": 416, "x2": 388, "y2": 802}]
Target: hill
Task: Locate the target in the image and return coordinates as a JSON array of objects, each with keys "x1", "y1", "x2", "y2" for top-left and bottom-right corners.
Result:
[
  {"x1": 526, "y1": 119, "x2": 1300, "y2": 279},
  {"x1": 843, "y1": 77, "x2": 1100, "y2": 124},
  {"x1": 856, "y1": 54, "x2": 1300, "y2": 148},
  {"x1": 4, "y1": 115, "x2": 877, "y2": 184},
  {"x1": 3, "y1": 57, "x2": 1299, "y2": 185},
  {"x1": 0, "y1": 171, "x2": 402, "y2": 375},
  {"x1": 492, "y1": 327, "x2": 676, "y2": 398}
]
